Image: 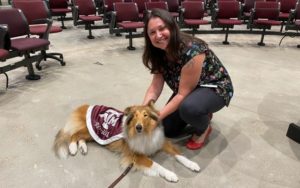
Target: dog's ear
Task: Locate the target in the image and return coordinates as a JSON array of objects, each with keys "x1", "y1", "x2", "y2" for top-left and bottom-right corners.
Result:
[
  {"x1": 147, "y1": 99, "x2": 156, "y2": 109},
  {"x1": 124, "y1": 106, "x2": 132, "y2": 116},
  {"x1": 124, "y1": 106, "x2": 134, "y2": 125}
]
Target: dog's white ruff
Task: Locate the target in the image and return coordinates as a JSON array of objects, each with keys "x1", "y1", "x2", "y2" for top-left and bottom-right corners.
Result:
[
  {"x1": 125, "y1": 126, "x2": 165, "y2": 156},
  {"x1": 175, "y1": 155, "x2": 201, "y2": 172},
  {"x1": 143, "y1": 162, "x2": 178, "y2": 182}
]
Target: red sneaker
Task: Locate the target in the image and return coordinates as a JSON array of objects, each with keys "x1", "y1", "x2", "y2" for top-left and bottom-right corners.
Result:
[{"x1": 186, "y1": 126, "x2": 212, "y2": 150}]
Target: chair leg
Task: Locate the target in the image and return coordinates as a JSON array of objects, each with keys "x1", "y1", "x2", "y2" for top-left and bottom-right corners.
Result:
[
  {"x1": 35, "y1": 50, "x2": 65, "y2": 70},
  {"x1": 3, "y1": 72, "x2": 9, "y2": 89},
  {"x1": 280, "y1": 21, "x2": 285, "y2": 33},
  {"x1": 127, "y1": 31, "x2": 135, "y2": 50},
  {"x1": 223, "y1": 27, "x2": 230, "y2": 45},
  {"x1": 258, "y1": 28, "x2": 266, "y2": 46},
  {"x1": 87, "y1": 24, "x2": 95, "y2": 39},
  {"x1": 25, "y1": 54, "x2": 41, "y2": 80},
  {"x1": 60, "y1": 16, "x2": 67, "y2": 29}
]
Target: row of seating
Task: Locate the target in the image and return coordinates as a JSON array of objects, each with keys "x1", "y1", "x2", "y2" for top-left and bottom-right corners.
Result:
[
  {"x1": 4, "y1": 0, "x2": 299, "y2": 48},
  {"x1": 1, "y1": 0, "x2": 300, "y2": 89},
  {"x1": 72, "y1": 0, "x2": 300, "y2": 47},
  {"x1": 0, "y1": 1, "x2": 66, "y2": 89}
]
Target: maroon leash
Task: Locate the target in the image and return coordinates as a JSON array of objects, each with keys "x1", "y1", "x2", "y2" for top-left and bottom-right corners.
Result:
[{"x1": 107, "y1": 163, "x2": 134, "y2": 188}]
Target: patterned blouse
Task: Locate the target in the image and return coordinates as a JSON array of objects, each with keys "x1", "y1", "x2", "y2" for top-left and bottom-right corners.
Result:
[{"x1": 161, "y1": 41, "x2": 234, "y2": 106}]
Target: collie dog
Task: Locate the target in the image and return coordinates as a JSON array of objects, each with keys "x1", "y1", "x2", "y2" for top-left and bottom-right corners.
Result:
[{"x1": 53, "y1": 101, "x2": 200, "y2": 182}]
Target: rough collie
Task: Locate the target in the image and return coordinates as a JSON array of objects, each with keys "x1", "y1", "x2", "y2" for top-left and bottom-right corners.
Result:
[{"x1": 53, "y1": 100, "x2": 200, "y2": 182}]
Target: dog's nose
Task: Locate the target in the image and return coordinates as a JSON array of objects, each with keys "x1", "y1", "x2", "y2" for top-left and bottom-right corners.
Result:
[{"x1": 136, "y1": 124, "x2": 143, "y2": 133}]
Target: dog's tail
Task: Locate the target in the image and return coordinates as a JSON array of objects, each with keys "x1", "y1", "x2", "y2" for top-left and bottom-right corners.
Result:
[{"x1": 53, "y1": 128, "x2": 71, "y2": 159}]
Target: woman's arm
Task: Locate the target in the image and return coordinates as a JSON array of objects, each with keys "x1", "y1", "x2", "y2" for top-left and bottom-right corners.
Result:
[
  {"x1": 159, "y1": 53, "x2": 205, "y2": 120},
  {"x1": 143, "y1": 73, "x2": 165, "y2": 105}
]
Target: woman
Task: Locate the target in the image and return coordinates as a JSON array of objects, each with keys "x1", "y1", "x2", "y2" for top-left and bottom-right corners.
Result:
[{"x1": 142, "y1": 9, "x2": 233, "y2": 150}]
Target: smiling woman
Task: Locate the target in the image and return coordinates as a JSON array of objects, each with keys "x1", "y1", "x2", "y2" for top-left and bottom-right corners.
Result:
[{"x1": 142, "y1": 8, "x2": 234, "y2": 150}]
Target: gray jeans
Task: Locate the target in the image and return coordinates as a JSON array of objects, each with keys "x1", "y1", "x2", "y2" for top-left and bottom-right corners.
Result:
[{"x1": 162, "y1": 88, "x2": 226, "y2": 138}]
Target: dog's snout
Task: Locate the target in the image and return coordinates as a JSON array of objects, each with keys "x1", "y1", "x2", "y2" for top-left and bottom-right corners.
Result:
[{"x1": 136, "y1": 124, "x2": 143, "y2": 133}]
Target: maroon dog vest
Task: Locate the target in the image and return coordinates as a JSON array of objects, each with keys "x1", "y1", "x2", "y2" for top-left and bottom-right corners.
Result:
[{"x1": 86, "y1": 105, "x2": 124, "y2": 145}]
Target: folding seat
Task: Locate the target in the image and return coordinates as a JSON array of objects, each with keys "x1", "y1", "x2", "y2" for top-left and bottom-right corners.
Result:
[
  {"x1": 0, "y1": 8, "x2": 50, "y2": 87},
  {"x1": 285, "y1": 1, "x2": 300, "y2": 47},
  {"x1": 145, "y1": 1, "x2": 169, "y2": 13},
  {"x1": 103, "y1": 0, "x2": 124, "y2": 24},
  {"x1": 241, "y1": 0, "x2": 264, "y2": 22},
  {"x1": 133, "y1": 0, "x2": 149, "y2": 20},
  {"x1": 247, "y1": 1, "x2": 282, "y2": 46},
  {"x1": 48, "y1": 0, "x2": 72, "y2": 29},
  {"x1": 180, "y1": 1, "x2": 210, "y2": 36},
  {"x1": 110, "y1": 2, "x2": 144, "y2": 50},
  {"x1": 211, "y1": 0, "x2": 243, "y2": 44},
  {"x1": 163, "y1": 0, "x2": 180, "y2": 18},
  {"x1": 278, "y1": 0, "x2": 297, "y2": 32},
  {"x1": 73, "y1": 0, "x2": 108, "y2": 39},
  {"x1": 12, "y1": 0, "x2": 65, "y2": 70}
]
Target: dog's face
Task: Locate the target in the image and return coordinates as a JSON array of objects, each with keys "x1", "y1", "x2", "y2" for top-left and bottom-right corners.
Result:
[{"x1": 123, "y1": 100, "x2": 160, "y2": 138}]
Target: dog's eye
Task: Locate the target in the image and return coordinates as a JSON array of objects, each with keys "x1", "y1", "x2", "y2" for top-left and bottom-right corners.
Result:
[{"x1": 144, "y1": 113, "x2": 148, "y2": 118}]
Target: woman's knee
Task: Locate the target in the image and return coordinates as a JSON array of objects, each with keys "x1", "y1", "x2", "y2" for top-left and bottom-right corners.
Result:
[{"x1": 179, "y1": 100, "x2": 206, "y2": 121}]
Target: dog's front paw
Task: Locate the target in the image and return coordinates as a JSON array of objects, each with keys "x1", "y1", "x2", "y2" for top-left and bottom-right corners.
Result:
[
  {"x1": 163, "y1": 169, "x2": 178, "y2": 182},
  {"x1": 69, "y1": 142, "x2": 78, "y2": 156},
  {"x1": 175, "y1": 155, "x2": 201, "y2": 172},
  {"x1": 147, "y1": 162, "x2": 179, "y2": 182},
  {"x1": 78, "y1": 140, "x2": 87, "y2": 155}
]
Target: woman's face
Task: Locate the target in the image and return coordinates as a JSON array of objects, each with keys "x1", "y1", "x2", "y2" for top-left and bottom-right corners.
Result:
[{"x1": 147, "y1": 17, "x2": 170, "y2": 51}]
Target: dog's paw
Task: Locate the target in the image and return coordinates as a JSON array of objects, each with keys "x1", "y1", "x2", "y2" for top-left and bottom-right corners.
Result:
[
  {"x1": 143, "y1": 167, "x2": 160, "y2": 177},
  {"x1": 175, "y1": 155, "x2": 201, "y2": 172},
  {"x1": 146, "y1": 162, "x2": 178, "y2": 182},
  {"x1": 78, "y1": 140, "x2": 87, "y2": 155},
  {"x1": 69, "y1": 142, "x2": 78, "y2": 156},
  {"x1": 162, "y1": 170, "x2": 178, "y2": 182}
]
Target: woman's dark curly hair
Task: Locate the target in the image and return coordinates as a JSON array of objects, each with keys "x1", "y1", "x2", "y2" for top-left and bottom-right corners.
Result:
[{"x1": 142, "y1": 8, "x2": 207, "y2": 74}]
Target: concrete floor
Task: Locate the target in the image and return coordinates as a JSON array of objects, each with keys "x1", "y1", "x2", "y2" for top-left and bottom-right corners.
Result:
[{"x1": 0, "y1": 16, "x2": 300, "y2": 188}]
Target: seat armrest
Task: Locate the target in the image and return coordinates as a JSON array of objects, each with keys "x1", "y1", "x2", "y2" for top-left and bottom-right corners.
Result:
[
  {"x1": 179, "y1": 7, "x2": 185, "y2": 27},
  {"x1": 109, "y1": 11, "x2": 117, "y2": 34},
  {"x1": 0, "y1": 25, "x2": 11, "y2": 50},
  {"x1": 247, "y1": 8, "x2": 255, "y2": 29},
  {"x1": 72, "y1": 5, "x2": 79, "y2": 26}
]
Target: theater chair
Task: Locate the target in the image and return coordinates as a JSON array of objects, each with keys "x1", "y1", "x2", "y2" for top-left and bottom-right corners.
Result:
[
  {"x1": 12, "y1": 0, "x2": 65, "y2": 70},
  {"x1": 133, "y1": 0, "x2": 149, "y2": 20},
  {"x1": 48, "y1": 0, "x2": 72, "y2": 29},
  {"x1": 241, "y1": 0, "x2": 264, "y2": 22},
  {"x1": 285, "y1": 1, "x2": 300, "y2": 48},
  {"x1": 72, "y1": 0, "x2": 108, "y2": 39},
  {"x1": 145, "y1": 1, "x2": 168, "y2": 13},
  {"x1": 211, "y1": 0, "x2": 243, "y2": 45},
  {"x1": 110, "y1": 2, "x2": 144, "y2": 50},
  {"x1": 103, "y1": 0, "x2": 124, "y2": 24},
  {"x1": 0, "y1": 8, "x2": 50, "y2": 86},
  {"x1": 278, "y1": 0, "x2": 297, "y2": 32},
  {"x1": 248, "y1": 1, "x2": 281, "y2": 46},
  {"x1": 180, "y1": 1, "x2": 210, "y2": 36},
  {"x1": 163, "y1": 0, "x2": 180, "y2": 18}
]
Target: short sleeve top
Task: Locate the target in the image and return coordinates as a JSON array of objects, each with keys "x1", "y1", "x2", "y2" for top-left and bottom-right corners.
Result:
[{"x1": 161, "y1": 41, "x2": 234, "y2": 106}]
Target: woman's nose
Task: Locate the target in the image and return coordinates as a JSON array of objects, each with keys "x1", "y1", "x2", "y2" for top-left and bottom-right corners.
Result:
[{"x1": 155, "y1": 31, "x2": 162, "y2": 38}]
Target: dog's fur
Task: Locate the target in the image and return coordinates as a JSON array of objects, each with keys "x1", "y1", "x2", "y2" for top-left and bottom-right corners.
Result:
[{"x1": 53, "y1": 101, "x2": 200, "y2": 182}]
